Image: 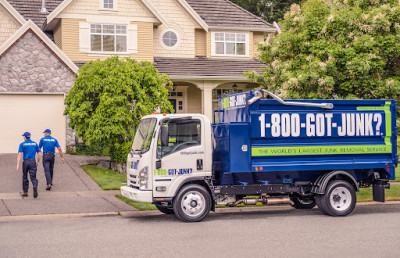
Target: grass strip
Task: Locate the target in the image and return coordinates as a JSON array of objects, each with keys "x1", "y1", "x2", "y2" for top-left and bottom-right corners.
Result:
[
  {"x1": 116, "y1": 194, "x2": 157, "y2": 211},
  {"x1": 81, "y1": 165, "x2": 126, "y2": 190},
  {"x1": 357, "y1": 185, "x2": 400, "y2": 202}
]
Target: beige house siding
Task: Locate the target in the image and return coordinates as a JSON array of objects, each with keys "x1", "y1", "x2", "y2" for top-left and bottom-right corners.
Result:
[
  {"x1": 195, "y1": 29, "x2": 206, "y2": 57},
  {"x1": 0, "y1": 4, "x2": 20, "y2": 45},
  {"x1": 249, "y1": 31, "x2": 254, "y2": 58},
  {"x1": 61, "y1": 0, "x2": 154, "y2": 18},
  {"x1": 53, "y1": 21, "x2": 62, "y2": 49},
  {"x1": 253, "y1": 32, "x2": 266, "y2": 58},
  {"x1": 60, "y1": 19, "x2": 153, "y2": 62},
  {"x1": 186, "y1": 86, "x2": 201, "y2": 113},
  {"x1": 150, "y1": 0, "x2": 200, "y2": 58}
]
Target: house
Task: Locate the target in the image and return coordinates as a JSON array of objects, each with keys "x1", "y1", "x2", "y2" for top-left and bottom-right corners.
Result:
[{"x1": 0, "y1": 0, "x2": 279, "y2": 153}]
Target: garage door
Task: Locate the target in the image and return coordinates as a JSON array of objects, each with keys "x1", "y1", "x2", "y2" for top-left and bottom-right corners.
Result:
[{"x1": 0, "y1": 94, "x2": 66, "y2": 154}]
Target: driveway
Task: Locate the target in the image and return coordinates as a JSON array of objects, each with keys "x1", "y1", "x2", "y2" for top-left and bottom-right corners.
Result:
[{"x1": 0, "y1": 154, "x2": 135, "y2": 216}]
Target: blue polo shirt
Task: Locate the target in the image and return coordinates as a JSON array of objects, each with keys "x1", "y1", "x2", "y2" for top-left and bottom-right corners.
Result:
[
  {"x1": 39, "y1": 136, "x2": 60, "y2": 153},
  {"x1": 18, "y1": 139, "x2": 40, "y2": 160}
]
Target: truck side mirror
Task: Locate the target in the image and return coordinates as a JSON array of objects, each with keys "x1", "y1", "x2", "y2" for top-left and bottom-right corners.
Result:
[{"x1": 161, "y1": 125, "x2": 168, "y2": 147}]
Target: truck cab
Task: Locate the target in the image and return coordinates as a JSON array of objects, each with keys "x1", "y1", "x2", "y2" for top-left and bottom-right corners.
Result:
[{"x1": 121, "y1": 114, "x2": 213, "y2": 217}]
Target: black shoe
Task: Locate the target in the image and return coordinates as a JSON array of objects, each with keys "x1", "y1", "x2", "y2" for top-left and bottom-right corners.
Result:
[
  {"x1": 22, "y1": 192, "x2": 28, "y2": 197},
  {"x1": 46, "y1": 185, "x2": 51, "y2": 191},
  {"x1": 33, "y1": 188, "x2": 38, "y2": 198}
]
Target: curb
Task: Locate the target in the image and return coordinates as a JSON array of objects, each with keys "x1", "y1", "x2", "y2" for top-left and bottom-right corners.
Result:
[{"x1": 1, "y1": 200, "x2": 400, "y2": 222}]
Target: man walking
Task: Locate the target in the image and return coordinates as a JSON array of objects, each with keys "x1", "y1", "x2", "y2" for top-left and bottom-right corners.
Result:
[
  {"x1": 39, "y1": 129, "x2": 65, "y2": 190},
  {"x1": 17, "y1": 132, "x2": 41, "y2": 198}
]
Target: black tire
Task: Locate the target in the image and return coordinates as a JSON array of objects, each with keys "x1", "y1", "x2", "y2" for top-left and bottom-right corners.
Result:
[
  {"x1": 290, "y1": 194, "x2": 316, "y2": 209},
  {"x1": 316, "y1": 180, "x2": 357, "y2": 217},
  {"x1": 155, "y1": 204, "x2": 174, "y2": 214},
  {"x1": 173, "y1": 184, "x2": 211, "y2": 222}
]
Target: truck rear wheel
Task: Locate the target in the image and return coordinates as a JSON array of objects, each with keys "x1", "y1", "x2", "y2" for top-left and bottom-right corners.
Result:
[
  {"x1": 290, "y1": 194, "x2": 316, "y2": 209},
  {"x1": 173, "y1": 184, "x2": 211, "y2": 222},
  {"x1": 155, "y1": 204, "x2": 174, "y2": 214},
  {"x1": 316, "y1": 180, "x2": 356, "y2": 216}
]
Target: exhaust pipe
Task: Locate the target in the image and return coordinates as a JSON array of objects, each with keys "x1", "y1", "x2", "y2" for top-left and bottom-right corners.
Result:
[{"x1": 228, "y1": 196, "x2": 292, "y2": 207}]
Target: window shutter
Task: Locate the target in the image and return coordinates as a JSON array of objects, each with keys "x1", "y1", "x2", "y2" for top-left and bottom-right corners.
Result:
[
  {"x1": 245, "y1": 33, "x2": 250, "y2": 56},
  {"x1": 79, "y1": 22, "x2": 90, "y2": 53},
  {"x1": 127, "y1": 24, "x2": 138, "y2": 54}
]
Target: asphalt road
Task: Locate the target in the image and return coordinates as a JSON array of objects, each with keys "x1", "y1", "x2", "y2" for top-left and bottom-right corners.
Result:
[{"x1": 1, "y1": 204, "x2": 400, "y2": 257}]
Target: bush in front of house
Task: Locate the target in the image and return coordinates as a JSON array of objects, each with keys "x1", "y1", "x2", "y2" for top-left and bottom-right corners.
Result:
[{"x1": 64, "y1": 56, "x2": 173, "y2": 162}]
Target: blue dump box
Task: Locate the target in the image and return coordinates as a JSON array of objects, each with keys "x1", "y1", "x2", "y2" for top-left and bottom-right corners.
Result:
[{"x1": 212, "y1": 91, "x2": 398, "y2": 186}]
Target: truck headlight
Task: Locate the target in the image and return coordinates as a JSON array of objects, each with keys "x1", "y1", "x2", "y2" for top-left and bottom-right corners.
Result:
[{"x1": 139, "y1": 166, "x2": 148, "y2": 190}]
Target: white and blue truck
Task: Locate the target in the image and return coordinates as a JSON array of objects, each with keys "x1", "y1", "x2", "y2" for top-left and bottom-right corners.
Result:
[{"x1": 120, "y1": 90, "x2": 397, "y2": 222}]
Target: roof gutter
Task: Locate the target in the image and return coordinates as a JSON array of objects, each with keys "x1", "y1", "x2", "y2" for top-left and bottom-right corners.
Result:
[
  {"x1": 208, "y1": 26, "x2": 278, "y2": 33},
  {"x1": 167, "y1": 75, "x2": 249, "y2": 81}
]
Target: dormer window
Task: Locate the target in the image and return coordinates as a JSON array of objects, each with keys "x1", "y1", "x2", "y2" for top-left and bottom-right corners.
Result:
[
  {"x1": 212, "y1": 32, "x2": 249, "y2": 57},
  {"x1": 103, "y1": 0, "x2": 114, "y2": 9}
]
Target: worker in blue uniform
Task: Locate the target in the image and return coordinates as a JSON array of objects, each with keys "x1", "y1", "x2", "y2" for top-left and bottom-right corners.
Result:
[
  {"x1": 39, "y1": 129, "x2": 65, "y2": 191},
  {"x1": 17, "y1": 132, "x2": 41, "y2": 198}
]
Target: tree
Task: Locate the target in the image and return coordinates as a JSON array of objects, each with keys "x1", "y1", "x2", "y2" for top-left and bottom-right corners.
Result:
[
  {"x1": 230, "y1": 0, "x2": 304, "y2": 23},
  {"x1": 247, "y1": 0, "x2": 400, "y2": 101},
  {"x1": 64, "y1": 57, "x2": 173, "y2": 162}
]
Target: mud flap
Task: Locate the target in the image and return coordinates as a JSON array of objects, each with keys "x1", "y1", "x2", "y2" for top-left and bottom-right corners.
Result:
[{"x1": 373, "y1": 181, "x2": 390, "y2": 202}]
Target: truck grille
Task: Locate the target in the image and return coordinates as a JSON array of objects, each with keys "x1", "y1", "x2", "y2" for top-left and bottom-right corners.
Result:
[{"x1": 129, "y1": 173, "x2": 139, "y2": 188}]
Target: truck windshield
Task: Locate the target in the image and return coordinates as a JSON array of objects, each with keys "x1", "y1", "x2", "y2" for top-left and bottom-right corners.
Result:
[{"x1": 132, "y1": 118, "x2": 157, "y2": 154}]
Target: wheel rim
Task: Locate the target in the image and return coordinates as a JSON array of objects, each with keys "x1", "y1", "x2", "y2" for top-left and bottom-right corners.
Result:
[
  {"x1": 181, "y1": 191, "x2": 206, "y2": 218},
  {"x1": 329, "y1": 187, "x2": 352, "y2": 211}
]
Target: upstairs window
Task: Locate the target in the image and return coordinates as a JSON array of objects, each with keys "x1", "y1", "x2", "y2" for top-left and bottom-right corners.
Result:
[
  {"x1": 213, "y1": 32, "x2": 248, "y2": 56},
  {"x1": 103, "y1": 0, "x2": 114, "y2": 9},
  {"x1": 90, "y1": 24, "x2": 127, "y2": 53}
]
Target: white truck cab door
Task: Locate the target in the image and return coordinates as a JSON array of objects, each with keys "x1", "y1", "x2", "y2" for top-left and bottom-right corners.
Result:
[{"x1": 153, "y1": 117, "x2": 206, "y2": 197}]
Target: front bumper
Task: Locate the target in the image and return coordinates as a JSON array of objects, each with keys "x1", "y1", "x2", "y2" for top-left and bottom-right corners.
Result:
[{"x1": 120, "y1": 186, "x2": 153, "y2": 203}]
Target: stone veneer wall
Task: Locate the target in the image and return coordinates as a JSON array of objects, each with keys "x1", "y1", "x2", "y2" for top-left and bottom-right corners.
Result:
[{"x1": 0, "y1": 30, "x2": 77, "y2": 149}]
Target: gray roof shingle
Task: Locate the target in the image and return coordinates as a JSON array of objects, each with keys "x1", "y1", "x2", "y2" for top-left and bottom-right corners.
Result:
[
  {"x1": 153, "y1": 57, "x2": 266, "y2": 77},
  {"x1": 6, "y1": 0, "x2": 63, "y2": 28},
  {"x1": 185, "y1": 0, "x2": 274, "y2": 30}
]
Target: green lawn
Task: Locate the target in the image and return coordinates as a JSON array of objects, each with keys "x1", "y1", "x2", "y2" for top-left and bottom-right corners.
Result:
[
  {"x1": 357, "y1": 185, "x2": 400, "y2": 202},
  {"x1": 81, "y1": 165, "x2": 126, "y2": 190},
  {"x1": 115, "y1": 194, "x2": 157, "y2": 211},
  {"x1": 391, "y1": 166, "x2": 400, "y2": 182}
]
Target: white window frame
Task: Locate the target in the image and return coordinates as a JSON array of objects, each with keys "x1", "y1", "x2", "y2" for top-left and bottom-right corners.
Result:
[
  {"x1": 160, "y1": 28, "x2": 180, "y2": 50},
  {"x1": 211, "y1": 32, "x2": 249, "y2": 57},
  {"x1": 102, "y1": 0, "x2": 115, "y2": 10},
  {"x1": 89, "y1": 24, "x2": 128, "y2": 54}
]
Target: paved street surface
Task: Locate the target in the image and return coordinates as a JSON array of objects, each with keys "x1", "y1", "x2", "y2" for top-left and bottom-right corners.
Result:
[
  {"x1": 0, "y1": 154, "x2": 135, "y2": 216},
  {"x1": 1, "y1": 204, "x2": 400, "y2": 257}
]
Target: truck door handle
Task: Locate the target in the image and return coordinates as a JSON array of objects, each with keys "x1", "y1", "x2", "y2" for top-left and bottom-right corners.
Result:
[{"x1": 197, "y1": 159, "x2": 203, "y2": 170}]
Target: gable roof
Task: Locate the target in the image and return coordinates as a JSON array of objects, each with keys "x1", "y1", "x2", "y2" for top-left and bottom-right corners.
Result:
[
  {"x1": 46, "y1": 0, "x2": 167, "y2": 27},
  {"x1": 6, "y1": 0, "x2": 63, "y2": 28},
  {"x1": 0, "y1": 19, "x2": 79, "y2": 74},
  {"x1": 1, "y1": 0, "x2": 26, "y2": 25},
  {"x1": 185, "y1": 0, "x2": 276, "y2": 32}
]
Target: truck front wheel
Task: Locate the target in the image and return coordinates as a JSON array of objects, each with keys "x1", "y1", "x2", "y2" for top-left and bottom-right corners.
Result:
[
  {"x1": 316, "y1": 180, "x2": 356, "y2": 216},
  {"x1": 173, "y1": 184, "x2": 211, "y2": 222}
]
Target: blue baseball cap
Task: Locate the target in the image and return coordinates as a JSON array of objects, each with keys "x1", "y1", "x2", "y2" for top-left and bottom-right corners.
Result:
[
  {"x1": 22, "y1": 132, "x2": 31, "y2": 137},
  {"x1": 43, "y1": 129, "x2": 52, "y2": 134}
]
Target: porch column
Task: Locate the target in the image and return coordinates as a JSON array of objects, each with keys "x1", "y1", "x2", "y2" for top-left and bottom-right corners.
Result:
[{"x1": 201, "y1": 81, "x2": 215, "y2": 121}]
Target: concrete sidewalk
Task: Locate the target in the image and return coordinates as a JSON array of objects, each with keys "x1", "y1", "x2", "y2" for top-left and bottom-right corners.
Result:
[{"x1": 0, "y1": 154, "x2": 136, "y2": 217}]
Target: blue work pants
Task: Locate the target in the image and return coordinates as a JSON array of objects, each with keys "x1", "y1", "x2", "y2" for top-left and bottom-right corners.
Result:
[
  {"x1": 43, "y1": 153, "x2": 55, "y2": 185},
  {"x1": 22, "y1": 159, "x2": 38, "y2": 192}
]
